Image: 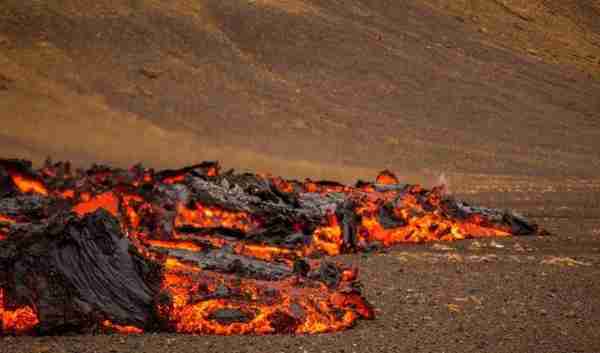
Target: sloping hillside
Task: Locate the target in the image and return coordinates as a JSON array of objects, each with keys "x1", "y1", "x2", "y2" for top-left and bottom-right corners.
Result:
[
  {"x1": 1, "y1": 0, "x2": 599, "y2": 182},
  {"x1": 424, "y1": 0, "x2": 600, "y2": 78}
]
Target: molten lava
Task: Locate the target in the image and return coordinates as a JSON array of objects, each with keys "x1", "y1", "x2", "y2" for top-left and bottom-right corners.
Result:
[
  {"x1": 102, "y1": 320, "x2": 144, "y2": 334},
  {"x1": 309, "y1": 212, "x2": 344, "y2": 256},
  {"x1": 159, "y1": 266, "x2": 371, "y2": 335},
  {"x1": 9, "y1": 173, "x2": 48, "y2": 195},
  {"x1": 73, "y1": 191, "x2": 119, "y2": 217},
  {"x1": 0, "y1": 215, "x2": 14, "y2": 224},
  {"x1": 0, "y1": 215, "x2": 15, "y2": 241},
  {"x1": 375, "y1": 169, "x2": 399, "y2": 185},
  {"x1": 0, "y1": 289, "x2": 39, "y2": 335},
  {"x1": 175, "y1": 202, "x2": 256, "y2": 233},
  {"x1": 0, "y1": 158, "x2": 539, "y2": 336}
]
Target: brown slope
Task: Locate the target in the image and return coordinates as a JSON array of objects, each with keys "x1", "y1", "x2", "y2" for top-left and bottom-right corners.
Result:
[
  {"x1": 423, "y1": 0, "x2": 600, "y2": 79},
  {"x1": 0, "y1": 0, "x2": 599, "y2": 182}
]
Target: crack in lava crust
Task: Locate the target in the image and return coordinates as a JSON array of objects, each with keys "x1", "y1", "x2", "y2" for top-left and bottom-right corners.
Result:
[{"x1": 0, "y1": 159, "x2": 539, "y2": 335}]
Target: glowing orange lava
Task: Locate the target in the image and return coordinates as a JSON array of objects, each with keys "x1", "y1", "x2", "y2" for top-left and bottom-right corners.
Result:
[
  {"x1": 0, "y1": 158, "x2": 537, "y2": 336},
  {"x1": 375, "y1": 170, "x2": 399, "y2": 185},
  {"x1": 235, "y1": 243, "x2": 301, "y2": 262},
  {"x1": 102, "y1": 320, "x2": 143, "y2": 334},
  {"x1": 0, "y1": 215, "x2": 14, "y2": 241},
  {"x1": 206, "y1": 166, "x2": 219, "y2": 177},
  {"x1": 0, "y1": 288, "x2": 39, "y2": 334},
  {"x1": 9, "y1": 173, "x2": 48, "y2": 195},
  {"x1": 73, "y1": 192, "x2": 119, "y2": 217},
  {"x1": 160, "y1": 268, "x2": 371, "y2": 335},
  {"x1": 0, "y1": 215, "x2": 15, "y2": 224},
  {"x1": 163, "y1": 174, "x2": 186, "y2": 185},
  {"x1": 58, "y1": 189, "x2": 75, "y2": 199},
  {"x1": 146, "y1": 239, "x2": 203, "y2": 252},
  {"x1": 175, "y1": 202, "x2": 256, "y2": 233},
  {"x1": 271, "y1": 177, "x2": 294, "y2": 193},
  {"x1": 122, "y1": 194, "x2": 145, "y2": 228},
  {"x1": 355, "y1": 186, "x2": 511, "y2": 245},
  {"x1": 309, "y1": 212, "x2": 343, "y2": 256}
]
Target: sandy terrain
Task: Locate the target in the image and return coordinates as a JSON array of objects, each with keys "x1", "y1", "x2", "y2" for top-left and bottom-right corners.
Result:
[{"x1": 1, "y1": 0, "x2": 599, "y2": 180}]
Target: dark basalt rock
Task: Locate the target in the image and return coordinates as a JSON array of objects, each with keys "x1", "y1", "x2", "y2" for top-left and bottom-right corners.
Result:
[
  {"x1": 209, "y1": 308, "x2": 254, "y2": 324},
  {"x1": 0, "y1": 209, "x2": 160, "y2": 334}
]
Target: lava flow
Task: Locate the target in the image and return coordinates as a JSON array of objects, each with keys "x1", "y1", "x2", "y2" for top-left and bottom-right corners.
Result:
[
  {"x1": 0, "y1": 158, "x2": 539, "y2": 336},
  {"x1": 0, "y1": 289, "x2": 39, "y2": 335}
]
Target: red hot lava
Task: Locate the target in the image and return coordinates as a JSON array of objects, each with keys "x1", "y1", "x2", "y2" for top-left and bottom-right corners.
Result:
[{"x1": 0, "y1": 159, "x2": 538, "y2": 335}]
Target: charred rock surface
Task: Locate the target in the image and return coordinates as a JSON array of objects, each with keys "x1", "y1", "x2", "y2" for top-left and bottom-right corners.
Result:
[
  {"x1": 0, "y1": 159, "x2": 540, "y2": 335},
  {"x1": 0, "y1": 209, "x2": 158, "y2": 334}
]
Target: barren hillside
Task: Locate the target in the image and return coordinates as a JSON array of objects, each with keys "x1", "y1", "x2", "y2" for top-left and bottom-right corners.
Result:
[{"x1": 1, "y1": 0, "x2": 599, "y2": 183}]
